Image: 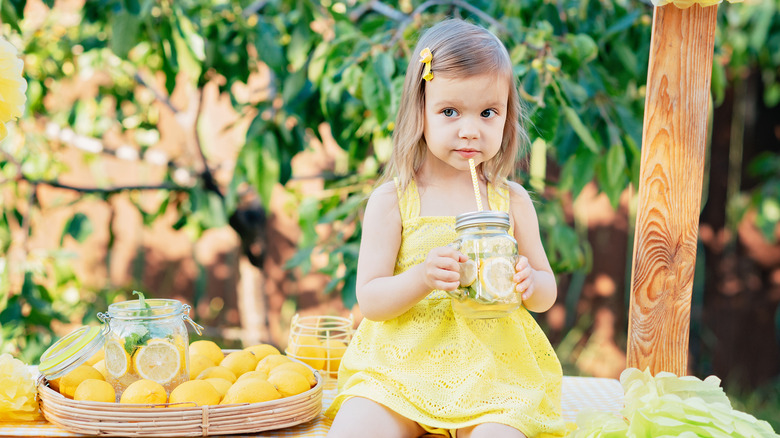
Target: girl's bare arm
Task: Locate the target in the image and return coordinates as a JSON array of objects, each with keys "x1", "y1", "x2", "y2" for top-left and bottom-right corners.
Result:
[
  {"x1": 355, "y1": 182, "x2": 465, "y2": 321},
  {"x1": 508, "y1": 182, "x2": 558, "y2": 313}
]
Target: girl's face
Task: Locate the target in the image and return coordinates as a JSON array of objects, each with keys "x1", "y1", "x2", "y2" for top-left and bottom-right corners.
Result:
[{"x1": 422, "y1": 73, "x2": 509, "y2": 172}]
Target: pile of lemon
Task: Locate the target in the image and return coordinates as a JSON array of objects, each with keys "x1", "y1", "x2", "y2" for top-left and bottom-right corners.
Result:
[{"x1": 48, "y1": 340, "x2": 318, "y2": 407}]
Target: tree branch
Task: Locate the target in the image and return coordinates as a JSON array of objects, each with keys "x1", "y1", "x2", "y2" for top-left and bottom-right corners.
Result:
[
  {"x1": 243, "y1": 0, "x2": 270, "y2": 18},
  {"x1": 133, "y1": 73, "x2": 222, "y2": 199},
  {"x1": 349, "y1": 0, "x2": 406, "y2": 22},
  {"x1": 388, "y1": 0, "x2": 508, "y2": 47},
  {"x1": 20, "y1": 177, "x2": 185, "y2": 195},
  {"x1": 134, "y1": 73, "x2": 180, "y2": 114},
  {"x1": 193, "y1": 88, "x2": 223, "y2": 199}
]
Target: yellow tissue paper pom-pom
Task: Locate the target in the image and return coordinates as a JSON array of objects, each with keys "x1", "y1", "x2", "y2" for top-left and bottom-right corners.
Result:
[
  {"x1": 0, "y1": 36, "x2": 27, "y2": 142},
  {"x1": 0, "y1": 353, "x2": 42, "y2": 421}
]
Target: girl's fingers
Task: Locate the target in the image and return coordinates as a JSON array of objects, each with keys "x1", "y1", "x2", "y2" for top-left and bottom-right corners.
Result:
[
  {"x1": 435, "y1": 280, "x2": 460, "y2": 292},
  {"x1": 513, "y1": 266, "x2": 532, "y2": 283}
]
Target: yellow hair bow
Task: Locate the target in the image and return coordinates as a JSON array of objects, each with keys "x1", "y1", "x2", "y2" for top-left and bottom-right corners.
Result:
[{"x1": 419, "y1": 47, "x2": 433, "y2": 81}]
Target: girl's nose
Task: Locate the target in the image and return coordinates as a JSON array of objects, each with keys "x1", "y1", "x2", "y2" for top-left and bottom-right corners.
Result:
[{"x1": 458, "y1": 119, "x2": 479, "y2": 139}]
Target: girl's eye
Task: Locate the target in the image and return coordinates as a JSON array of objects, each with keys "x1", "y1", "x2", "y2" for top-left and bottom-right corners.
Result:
[
  {"x1": 443, "y1": 108, "x2": 458, "y2": 117},
  {"x1": 481, "y1": 109, "x2": 496, "y2": 118}
]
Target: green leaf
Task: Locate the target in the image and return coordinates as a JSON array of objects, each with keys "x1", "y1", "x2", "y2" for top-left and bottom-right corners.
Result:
[
  {"x1": 60, "y1": 213, "x2": 93, "y2": 246},
  {"x1": 530, "y1": 102, "x2": 559, "y2": 142},
  {"x1": 123, "y1": 329, "x2": 150, "y2": 355},
  {"x1": 562, "y1": 106, "x2": 599, "y2": 152},
  {"x1": 597, "y1": 143, "x2": 628, "y2": 209},
  {"x1": 285, "y1": 246, "x2": 314, "y2": 273},
  {"x1": 613, "y1": 43, "x2": 639, "y2": 76},
  {"x1": 601, "y1": 10, "x2": 641, "y2": 41},
  {"x1": 172, "y1": 10, "x2": 204, "y2": 84},
  {"x1": 560, "y1": 78, "x2": 590, "y2": 104},
  {"x1": 560, "y1": 147, "x2": 597, "y2": 200},
  {"x1": 0, "y1": 0, "x2": 23, "y2": 32},
  {"x1": 109, "y1": 10, "x2": 142, "y2": 58},
  {"x1": 288, "y1": 23, "x2": 313, "y2": 71},
  {"x1": 340, "y1": 270, "x2": 357, "y2": 310}
]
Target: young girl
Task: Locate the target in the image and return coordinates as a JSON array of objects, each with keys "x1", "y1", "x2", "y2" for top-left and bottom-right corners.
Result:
[{"x1": 325, "y1": 19, "x2": 566, "y2": 438}]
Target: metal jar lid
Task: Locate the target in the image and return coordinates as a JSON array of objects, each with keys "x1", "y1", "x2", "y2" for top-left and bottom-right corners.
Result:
[{"x1": 455, "y1": 210, "x2": 510, "y2": 231}]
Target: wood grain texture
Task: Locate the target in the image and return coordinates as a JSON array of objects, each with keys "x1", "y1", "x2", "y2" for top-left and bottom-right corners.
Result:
[{"x1": 627, "y1": 4, "x2": 718, "y2": 376}]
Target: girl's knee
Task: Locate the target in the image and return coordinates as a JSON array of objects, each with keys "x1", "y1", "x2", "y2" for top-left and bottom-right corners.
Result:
[
  {"x1": 327, "y1": 397, "x2": 425, "y2": 438},
  {"x1": 456, "y1": 423, "x2": 527, "y2": 438}
]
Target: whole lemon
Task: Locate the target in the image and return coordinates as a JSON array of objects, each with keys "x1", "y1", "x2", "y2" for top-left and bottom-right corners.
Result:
[
  {"x1": 74, "y1": 379, "x2": 115, "y2": 403},
  {"x1": 84, "y1": 349, "x2": 105, "y2": 366},
  {"x1": 189, "y1": 353, "x2": 216, "y2": 380},
  {"x1": 267, "y1": 370, "x2": 310, "y2": 398},
  {"x1": 92, "y1": 359, "x2": 109, "y2": 380},
  {"x1": 220, "y1": 378, "x2": 280, "y2": 405},
  {"x1": 244, "y1": 344, "x2": 280, "y2": 362},
  {"x1": 271, "y1": 362, "x2": 317, "y2": 387},
  {"x1": 324, "y1": 339, "x2": 347, "y2": 373},
  {"x1": 220, "y1": 350, "x2": 258, "y2": 377},
  {"x1": 203, "y1": 378, "x2": 232, "y2": 400},
  {"x1": 169, "y1": 380, "x2": 221, "y2": 407},
  {"x1": 196, "y1": 366, "x2": 237, "y2": 383},
  {"x1": 235, "y1": 370, "x2": 269, "y2": 383},
  {"x1": 189, "y1": 340, "x2": 225, "y2": 366},
  {"x1": 120, "y1": 379, "x2": 167, "y2": 405},
  {"x1": 255, "y1": 354, "x2": 292, "y2": 375},
  {"x1": 60, "y1": 365, "x2": 105, "y2": 399},
  {"x1": 287, "y1": 336, "x2": 326, "y2": 370}
]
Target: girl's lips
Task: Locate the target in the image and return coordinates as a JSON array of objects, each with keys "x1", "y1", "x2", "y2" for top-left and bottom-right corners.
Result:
[{"x1": 457, "y1": 150, "x2": 479, "y2": 159}]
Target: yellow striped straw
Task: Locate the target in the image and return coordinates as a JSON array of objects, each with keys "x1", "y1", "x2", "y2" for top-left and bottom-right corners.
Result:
[{"x1": 468, "y1": 159, "x2": 483, "y2": 212}]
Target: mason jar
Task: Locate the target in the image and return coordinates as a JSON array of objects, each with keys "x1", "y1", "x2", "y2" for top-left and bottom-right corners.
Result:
[
  {"x1": 97, "y1": 298, "x2": 202, "y2": 398},
  {"x1": 447, "y1": 211, "x2": 521, "y2": 319}
]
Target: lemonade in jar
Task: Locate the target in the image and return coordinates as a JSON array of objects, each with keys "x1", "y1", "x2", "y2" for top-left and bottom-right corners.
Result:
[
  {"x1": 98, "y1": 292, "x2": 202, "y2": 398},
  {"x1": 448, "y1": 211, "x2": 521, "y2": 319}
]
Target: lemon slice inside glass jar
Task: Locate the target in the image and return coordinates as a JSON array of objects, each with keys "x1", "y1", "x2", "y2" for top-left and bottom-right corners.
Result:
[
  {"x1": 480, "y1": 257, "x2": 516, "y2": 301},
  {"x1": 104, "y1": 340, "x2": 131, "y2": 378},
  {"x1": 133, "y1": 339, "x2": 181, "y2": 384},
  {"x1": 459, "y1": 259, "x2": 477, "y2": 287}
]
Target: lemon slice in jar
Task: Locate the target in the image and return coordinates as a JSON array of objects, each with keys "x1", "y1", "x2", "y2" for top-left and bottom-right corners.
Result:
[
  {"x1": 459, "y1": 259, "x2": 477, "y2": 287},
  {"x1": 104, "y1": 340, "x2": 131, "y2": 378},
  {"x1": 480, "y1": 257, "x2": 516, "y2": 300},
  {"x1": 133, "y1": 339, "x2": 181, "y2": 384}
]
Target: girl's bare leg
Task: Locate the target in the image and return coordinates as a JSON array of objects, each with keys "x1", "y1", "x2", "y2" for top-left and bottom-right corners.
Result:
[
  {"x1": 457, "y1": 423, "x2": 527, "y2": 438},
  {"x1": 327, "y1": 397, "x2": 426, "y2": 438}
]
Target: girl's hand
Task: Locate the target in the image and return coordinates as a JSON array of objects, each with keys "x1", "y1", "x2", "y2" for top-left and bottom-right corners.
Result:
[
  {"x1": 423, "y1": 246, "x2": 468, "y2": 292},
  {"x1": 514, "y1": 255, "x2": 535, "y2": 301}
]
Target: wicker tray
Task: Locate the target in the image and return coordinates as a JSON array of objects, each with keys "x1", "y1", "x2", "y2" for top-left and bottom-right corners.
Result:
[{"x1": 37, "y1": 361, "x2": 323, "y2": 436}]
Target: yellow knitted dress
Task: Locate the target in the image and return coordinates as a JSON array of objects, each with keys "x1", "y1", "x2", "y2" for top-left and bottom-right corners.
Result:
[{"x1": 325, "y1": 180, "x2": 567, "y2": 437}]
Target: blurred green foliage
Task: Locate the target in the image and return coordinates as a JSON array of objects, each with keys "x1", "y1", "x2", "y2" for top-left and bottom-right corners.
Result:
[{"x1": 0, "y1": 0, "x2": 778, "y2": 374}]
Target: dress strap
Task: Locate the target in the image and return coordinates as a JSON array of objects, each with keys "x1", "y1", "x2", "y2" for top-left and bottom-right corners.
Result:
[
  {"x1": 394, "y1": 178, "x2": 420, "y2": 221},
  {"x1": 488, "y1": 181, "x2": 514, "y2": 235},
  {"x1": 487, "y1": 180, "x2": 511, "y2": 213}
]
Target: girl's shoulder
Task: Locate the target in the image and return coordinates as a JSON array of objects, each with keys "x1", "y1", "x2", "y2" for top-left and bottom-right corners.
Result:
[
  {"x1": 504, "y1": 180, "x2": 537, "y2": 212},
  {"x1": 366, "y1": 181, "x2": 400, "y2": 211},
  {"x1": 505, "y1": 180, "x2": 532, "y2": 202},
  {"x1": 372, "y1": 180, "x2": 398, "y2": 199}
]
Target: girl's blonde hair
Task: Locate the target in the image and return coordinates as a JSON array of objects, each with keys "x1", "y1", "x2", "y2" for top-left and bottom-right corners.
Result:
[{"x1": 381, "y1": 18, "x2": 527, "y2": 191}]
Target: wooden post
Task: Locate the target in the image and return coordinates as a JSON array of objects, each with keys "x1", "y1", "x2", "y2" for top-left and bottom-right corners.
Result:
[{"x1": 627, "y1": 4, "x2": 718, "y2": 376}]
